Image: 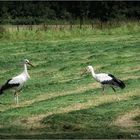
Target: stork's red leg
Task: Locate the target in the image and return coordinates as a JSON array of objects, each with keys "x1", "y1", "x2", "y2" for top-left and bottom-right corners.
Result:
[
  {"x1": 102, "y1": 84, "x2": 105, "y2": 94},
  {"x1": 111, "y1": 86, "x2": 116, "y2": 92},
  {"x1": 14, "y1": 92, "x2": 19, "y2": 105}
]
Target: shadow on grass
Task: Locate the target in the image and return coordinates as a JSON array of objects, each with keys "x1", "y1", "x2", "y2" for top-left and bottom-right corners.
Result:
[
  {"x1": 39, "y1": 97, "x2": 140, "y2": 139},
  {"x1": 0, "y1": 96, "x2": 139, "y2": 139}
]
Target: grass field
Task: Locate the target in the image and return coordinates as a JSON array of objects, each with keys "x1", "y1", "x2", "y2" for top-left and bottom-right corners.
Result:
[{"x1": 0, "y1": 23, "x2": 140, "y2": 139}]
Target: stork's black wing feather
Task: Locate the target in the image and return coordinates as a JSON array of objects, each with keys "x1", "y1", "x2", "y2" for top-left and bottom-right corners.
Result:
[
  {"x1": 108, "y1": 74, "x2": 126, "y2": 89},
  {"x1": 0, "y1": 79, "x2": 20, "y2": 95}
]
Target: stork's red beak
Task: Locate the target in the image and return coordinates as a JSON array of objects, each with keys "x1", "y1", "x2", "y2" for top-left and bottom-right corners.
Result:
[{"x1": 28, "y1": 62, "x2": 35, "y2": 67}]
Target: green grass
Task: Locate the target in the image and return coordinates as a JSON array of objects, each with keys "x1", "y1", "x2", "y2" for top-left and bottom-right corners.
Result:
[{"x1": 0, "y1": 22, "x2": 140, "y2": 139}]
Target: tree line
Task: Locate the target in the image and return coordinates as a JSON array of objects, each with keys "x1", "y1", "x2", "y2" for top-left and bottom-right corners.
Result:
[{"x1": 0, "y1": 1, "x2": 140, "y2": 25}]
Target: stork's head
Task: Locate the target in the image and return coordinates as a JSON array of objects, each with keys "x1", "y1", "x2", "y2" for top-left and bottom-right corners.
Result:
[
  {"x1": 81, "y1": 65, "x2": 94, "y2": 76},
  {"x1": 24, "y1": 59, "x2": 34, "y2": 67},
  {"x1": 87, "y1": 65, "x2": 94, "y2": 73}
]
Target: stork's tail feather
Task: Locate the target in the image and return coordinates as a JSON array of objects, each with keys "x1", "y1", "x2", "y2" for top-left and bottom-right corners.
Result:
[
  {"x1": 0, "y1": 84, "x2": 8, "y2": 95},
  {"x1": 0, "y1": 79, "x2": 12, "y2": 95},
  {"x1": 115, "y1": 79, "x2": 126, "y2": 89},
  {"x1": 108, "y1": 74, "x2": 126, "y2": 89},
  {"x1": 0, "y1": 86, "x2": 4, "y2": 95}
]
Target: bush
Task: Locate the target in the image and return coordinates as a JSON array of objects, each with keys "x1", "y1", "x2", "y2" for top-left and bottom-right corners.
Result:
[{"x1": 0, "y1": 26, "x2": 7, "y2": 39}]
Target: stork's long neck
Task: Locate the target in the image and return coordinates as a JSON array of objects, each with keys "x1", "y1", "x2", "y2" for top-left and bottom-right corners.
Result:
[
  {"x1": 91, "y1": 68, "x2": 96, "y2": 78},
  {"x1": 24, "y1": 63, "x2": 30, "y2": 78}
]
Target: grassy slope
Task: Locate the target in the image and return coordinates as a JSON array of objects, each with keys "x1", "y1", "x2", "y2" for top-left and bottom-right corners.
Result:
[{"x1": 0, "y1": 23, "x2": 140, "y2": 138}]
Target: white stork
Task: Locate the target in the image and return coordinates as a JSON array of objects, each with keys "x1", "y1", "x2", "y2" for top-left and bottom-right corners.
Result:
[
  {"x1": 82, "y1": 65, "x2": 125, "y2": 92},
  {"x1": 0, "y1": 59, "x2": 34, "y2": 104}
]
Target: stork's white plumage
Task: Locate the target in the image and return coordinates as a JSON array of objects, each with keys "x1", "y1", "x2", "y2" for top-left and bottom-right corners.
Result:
[
  {"x1": 0, "y1": 59, "x2": 34, "y2": 104},
  {"x1": 82, "y1": 65, "x2": 125, "y2": 92}
]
